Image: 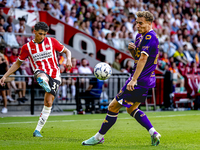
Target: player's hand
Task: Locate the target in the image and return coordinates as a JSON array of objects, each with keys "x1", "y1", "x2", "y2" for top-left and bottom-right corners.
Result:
[
  {"x1": 128, "y1": 42, "x2": 136, "y2": 50},
  {"x1": 66, "y1": 59, "x2": 72, "y2": 71},
  {"x1": 126, "y1": 80, "x2": 137, "y2": 91},
  {"x1": 0, "y1": 76, "x2": 6, "y2": 87}
]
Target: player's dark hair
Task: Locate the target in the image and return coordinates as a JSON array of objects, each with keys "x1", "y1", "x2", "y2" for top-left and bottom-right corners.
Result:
[
  {"x1": 34, "y1": 22, "x2": 49, "y2": 32},
  {"x1": 136, "y1": 11, "x2": 154, "y2": 23}
]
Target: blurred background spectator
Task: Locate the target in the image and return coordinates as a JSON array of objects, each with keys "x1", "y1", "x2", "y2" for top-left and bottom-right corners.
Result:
[{"x1": 0, "y1": 0, "x2": 200, "y2": 112}]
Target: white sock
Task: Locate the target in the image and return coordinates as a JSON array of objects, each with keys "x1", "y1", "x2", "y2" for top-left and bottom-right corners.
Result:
[
  {"x1": 71, "y1": 85, "x2": 76, "y2": 97},
  {"x1": 35, "y1": 106, "x2": 52, "y2": 132},
  {"x1": 149, "y1": 127, "x2": 156, "y2": 136},
  {"x1": 61, "y1": 85, "x2": 67, "y2": 98},
  {"x1": 94, "y1": 132, "x2": 104, "y2": 140}
]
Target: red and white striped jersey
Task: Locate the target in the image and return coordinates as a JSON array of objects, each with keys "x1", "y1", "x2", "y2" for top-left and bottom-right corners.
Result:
[{"x1": 18, "y1": 37, "x2": 65, "y2": 82}]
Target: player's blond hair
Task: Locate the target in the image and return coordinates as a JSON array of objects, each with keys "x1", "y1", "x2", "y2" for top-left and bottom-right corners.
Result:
[{"x1": 136, "y1": 11, "x2": 154, "y2": 23}]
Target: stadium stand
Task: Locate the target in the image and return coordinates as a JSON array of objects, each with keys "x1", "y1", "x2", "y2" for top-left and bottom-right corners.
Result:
[{"x1": 0, "y1": 0, "x2": 200, "y2": 113}]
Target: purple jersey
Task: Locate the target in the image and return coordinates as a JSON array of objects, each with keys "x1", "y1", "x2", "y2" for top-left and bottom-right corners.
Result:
[{"x1": 132, "y1": 30, "x2": 159, "y2": 88}]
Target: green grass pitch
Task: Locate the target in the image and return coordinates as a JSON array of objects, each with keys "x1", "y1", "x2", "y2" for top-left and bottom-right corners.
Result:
[{"x1": 0, "y1": 111, "x2": 200, "y2": 150}]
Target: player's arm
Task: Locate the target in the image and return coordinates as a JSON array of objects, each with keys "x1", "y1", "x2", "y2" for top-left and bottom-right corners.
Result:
[
  {"x1": 175, "y1": 55, "x2": 188, "y2": 65},
  {"x1": 126, "y1": 53, "x2": 148, "y2": 91},
  {"x1": 128, "y1": 42, "x2": 136, "y2": 59},
  {"x1": 62, "y1": 48, "x2": 72, "y2": 71},
  {"x1": 132, "y1": 53, "x2": 148, "y2": 81},
  {"x1": 0, "y1": 59, "x2": 22, "y2": 86},
  {"x1": 51, "y1": 38, "x2": 72, "y2": 70},
  {"x1": 86, "y1": 85, "x2": 93, "y2": 91}
]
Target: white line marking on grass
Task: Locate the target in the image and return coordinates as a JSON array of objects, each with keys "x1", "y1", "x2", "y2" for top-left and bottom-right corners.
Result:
[{"x1": 0, "y1": 114, "x2": 200, "y2": 125}]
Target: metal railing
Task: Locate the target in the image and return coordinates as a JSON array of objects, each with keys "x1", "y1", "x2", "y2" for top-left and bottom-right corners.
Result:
[{"x1": 0, "y1": 73, "x2": 130, "y2": 115}]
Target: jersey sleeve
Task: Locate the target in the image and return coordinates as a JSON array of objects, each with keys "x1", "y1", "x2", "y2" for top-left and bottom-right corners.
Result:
[
  {"x1": 51, "y1": 38, "x2": 65, "y2": 53},
  {"x1": 141, "y1": 34, "x2": 154, "y2": 57},
  {"x1": 18, "y1": 44, "x2": 29, "y2": 62}
]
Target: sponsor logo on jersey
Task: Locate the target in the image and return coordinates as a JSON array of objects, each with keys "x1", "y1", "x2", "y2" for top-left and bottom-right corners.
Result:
[
  {"x1": 142, "y1": 46, "x2": 149, "y2": 50},
  {"x1": 32, "y1": 51, "x2": 52, "y2": 61}
]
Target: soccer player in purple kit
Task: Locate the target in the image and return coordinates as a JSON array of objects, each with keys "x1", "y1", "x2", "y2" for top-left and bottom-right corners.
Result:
[{"x1": 82, "y1": 11, "x2": 161, "y2": 146}]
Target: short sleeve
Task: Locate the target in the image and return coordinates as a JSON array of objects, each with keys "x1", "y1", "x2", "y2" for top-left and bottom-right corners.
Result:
[
  {"x1": 51, "y1": 38, "x2": 65, "y2": 53},
  {"x1": 141, "y1": 34, "x2": 153, "y2": 57},
  {"x1": 18, "y1": 44, "x2": 29, "y2": 62}
]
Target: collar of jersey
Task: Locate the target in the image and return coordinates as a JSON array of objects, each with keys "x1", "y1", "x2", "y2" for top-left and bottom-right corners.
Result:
[
  {"x1": 32, "y1": 39, "x2": 45, "y2": 44},
  {"x1": 141, "y1": 29, "x2": 153, "y2": 37}
]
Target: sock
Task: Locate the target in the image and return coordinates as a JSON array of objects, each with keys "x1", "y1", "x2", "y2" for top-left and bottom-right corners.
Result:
[
  {"x1": 61, "y1": 85, "x2": 67, "y2": 98},
  {"x1": 180, "y1": 87, "x2": 184, "y2": 92},
  {"x1": 99, "y1": 111, "x2": 118, "y2": 135},
  {"x1": 35, "y1": 106, "x2": 52, "y2": 132},
  {"x1": 71, "y1": 85, "x2": 76, "y2": 97},
  {"x1": 94, "y1": 132, "x2": 104, "y2": 141},
  {"x1": 130, "y1": 108, "x2": 153, "y2": 132},
  {"x1": 149, "y1": 127, "x2": 156, "y2": 136}
]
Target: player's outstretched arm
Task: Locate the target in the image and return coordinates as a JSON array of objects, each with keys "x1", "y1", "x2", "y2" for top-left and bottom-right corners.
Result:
[
  {"x1": 62, "y1": 48, "x2": 72, "y2": 71},
  {"x1": 0, "y1": 59, "x2": 22, "y2": 86},
  {"x1": 126, "y1": 53, "x2": 148, "y2": 91}
]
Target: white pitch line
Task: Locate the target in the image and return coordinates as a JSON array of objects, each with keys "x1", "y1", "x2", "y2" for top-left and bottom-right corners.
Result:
[{"x1": 0, "y1": 113, "x2": 200, "y2": 125}]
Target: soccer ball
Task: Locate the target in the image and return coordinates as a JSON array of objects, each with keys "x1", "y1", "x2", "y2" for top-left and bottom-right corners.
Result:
[{"x1": 94, "y1": 62, "x2": 112, "y2": 80}]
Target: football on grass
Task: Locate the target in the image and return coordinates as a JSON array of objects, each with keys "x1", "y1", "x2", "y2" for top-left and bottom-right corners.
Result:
[{"x1": 94, "y1": 62, "x2": 112, "y2": 80}]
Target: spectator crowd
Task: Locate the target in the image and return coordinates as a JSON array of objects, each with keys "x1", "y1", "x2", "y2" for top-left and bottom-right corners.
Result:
[{"x1": 0, "y1": 0, "x2": 200, "y2": 113}]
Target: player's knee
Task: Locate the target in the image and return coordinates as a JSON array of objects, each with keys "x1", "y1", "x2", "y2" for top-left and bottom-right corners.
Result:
[
  {"x1": 108, "y1": 103, "x2": 118, "y2": 113},
  {"x1": 37, "y1": 73, "x2": 48, "y2": 80},
  {"x1": 126, "y1": 107, "x2": 136, "y2": 115},
  {"x1": 107, "y1": 98, "x2": 121, "y2": 113},
  {"x1": 45, "y1": 101, "x2": 53, "y2": 107},
  {"x1": 108, "y1": 103, "x2": 114, "y2": 111}
]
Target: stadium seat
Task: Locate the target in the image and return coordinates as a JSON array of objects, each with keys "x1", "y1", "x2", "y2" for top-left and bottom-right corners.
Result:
[
  {"x1": 173, "y1": 74, "x2": 196, "y2": 109},
  {"x1": 145, "y1": 88, "x2": 156, "y2": 111},
  {"x1": 184, "y1": 74, "x2": 195, "y2": 97},
  {"x1": 178, "y1": 62, "x2": 186, "y2": 76}
]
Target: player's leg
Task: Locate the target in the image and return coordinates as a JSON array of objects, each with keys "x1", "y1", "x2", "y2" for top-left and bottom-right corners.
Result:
[
  {"x1": 21, "y1": 81, "x2": 27, "y2": 100},
  {"x1": 33, "y1": 92, "x2": 54, "y2": 137},
  {"x1": 126, "y1": 103, "x2": 161, "y2": 146},
  {"x1": 61, "y1": 78, "x2": 67, "y2": 100},
  {"x1": 82, "y1": 98, "x2": 122, "y2": 145},
  {"x1": 71, "y1": 79, "x2": 76, "y2": 99},
  {"x1": 33, "y1": 74, "x2": 60, "y2": 137},
  {"x1": 1, "y1": 90, "x2": 8, "y2": 113},
  {"x1": 36, "y1": 73, "x2": 51, "y2": 92}
]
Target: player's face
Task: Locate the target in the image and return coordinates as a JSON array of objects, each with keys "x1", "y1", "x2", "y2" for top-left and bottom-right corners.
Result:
[
  {"x1": 34, "y1": 29, "x2": 47, "y2": 43},
  {"x1": 136, "y1": 17, "x2": 151, "y2": 35}
]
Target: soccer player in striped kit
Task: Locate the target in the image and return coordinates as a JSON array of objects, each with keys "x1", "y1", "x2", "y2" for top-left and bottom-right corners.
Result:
[
  {"x1": 82, "y1": 11, "x2": 161, "y2": 146},
  {"x1": 0, "y1": 22, "x2": 72, "y2": 137}
]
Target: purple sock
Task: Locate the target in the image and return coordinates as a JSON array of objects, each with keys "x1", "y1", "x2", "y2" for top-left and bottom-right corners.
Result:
[
  {"x1": 130, "y1": 109, "x2": 153, "y2": 131},
  {"x1": 99, "y1": 111, "x2": 118, "y2": 134}
]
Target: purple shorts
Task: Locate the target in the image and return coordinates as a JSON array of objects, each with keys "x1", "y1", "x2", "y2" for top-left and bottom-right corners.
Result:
[{"x1": 115, "y1": 77, "x2": 149, "y2": 108}]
